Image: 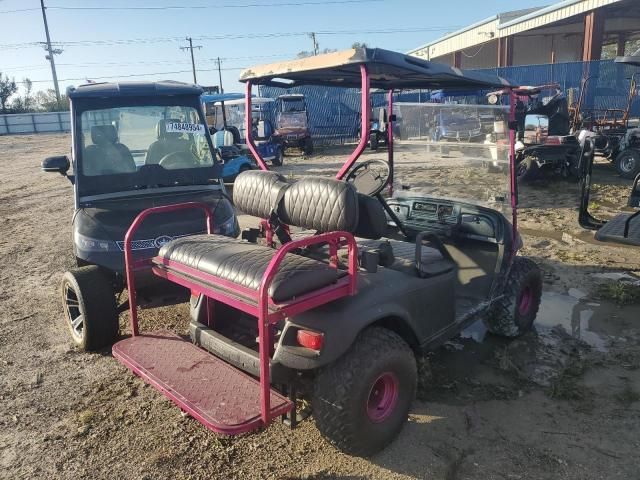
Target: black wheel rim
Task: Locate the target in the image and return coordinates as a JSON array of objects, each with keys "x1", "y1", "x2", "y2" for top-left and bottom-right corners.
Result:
[{"x1": 63, "y1": 283, "x2": 84, "y2": 341}]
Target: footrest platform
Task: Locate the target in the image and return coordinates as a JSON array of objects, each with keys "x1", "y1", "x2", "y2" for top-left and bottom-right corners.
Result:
[
  {"x1": 112, "y1": 332, "x2": 293, "y2": 435},
  {"x1": 595, "y1": 213, "x2": 640, "y2": 246}
]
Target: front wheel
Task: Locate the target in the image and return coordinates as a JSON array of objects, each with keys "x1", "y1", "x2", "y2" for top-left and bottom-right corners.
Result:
[
  {"x1": 485, "y1": 257, "x2": 542, "y2": 337},
  {"x1": 614, "y1": 149, "x2": 640, "y2": 179},
  {"x1": 61, "y1": 266, "x2": 118, "y2": 351},
  {"x1": 312, "y1": 327, "x2": 416, "y2": 456}
]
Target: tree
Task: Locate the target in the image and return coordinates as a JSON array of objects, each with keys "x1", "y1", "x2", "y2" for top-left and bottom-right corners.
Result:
[
  {"x1": 9, "y1": 78, "x2": 34, "y2": 114},
  {"x1": 351, "y1": 42, "x2": 368, "y2": 49},
  {"x1": 35, "y1": 88, "x2": 69, "y2": 112},
  {"x1": 0, "y1": 72, "x2": 18, "y2": 114}
]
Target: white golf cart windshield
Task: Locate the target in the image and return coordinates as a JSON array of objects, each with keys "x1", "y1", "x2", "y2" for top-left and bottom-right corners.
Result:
[
  {"x1": 78, "y1": 105, "x2": 217, "y2": 196},
  {"x1": 391, "y1": 103, "x2": 512, "y2": 217}
]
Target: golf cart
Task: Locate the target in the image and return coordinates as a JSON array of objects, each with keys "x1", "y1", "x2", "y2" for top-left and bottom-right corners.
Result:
[
  {"x1": 207, "y1": 96, "x2": 284, "y2": 166},
  {"x1": 275, "y1": 93, "x2": 313, "y2": 155},
  {"x1": 100, "y1": 49, "x2": 541, "y2": 456},
  {"x1": 577, "y1": 49, "x2": 640, "y2": 246},
  {"x1": 610, "y1": 48, "x2": 640, "y2": 179},
  {"x1": 41, "y1": 81, "x2": 239, "y2": 350},
  {"x1": 488, "y1": 84, "x2": 579, "y2": 182},
  {"x1": 570, "y1": 68, "x2": 638, "y2": 167},
  {"x1": 201, "y1": 93, "x2": 256, "y2": 181}
]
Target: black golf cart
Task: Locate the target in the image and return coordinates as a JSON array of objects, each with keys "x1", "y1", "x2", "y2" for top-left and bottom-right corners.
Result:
[
  {"x1": 488, "y1": 84, "x2": 580, "y2": 182},
  {"x1": 42, "y1": 81, "x2": 238, "y2": 350},
  {"x1": 78, "y1": 50, "x2": 541, "y2": 457}
]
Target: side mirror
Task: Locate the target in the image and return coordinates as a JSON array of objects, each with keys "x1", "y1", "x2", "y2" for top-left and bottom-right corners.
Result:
[
  {"x1": 42, "y1": 155, "x2": 70, "y2": 175},
  {"x1": 389, "y1": 114, "x2": 397, "y2": 122}
]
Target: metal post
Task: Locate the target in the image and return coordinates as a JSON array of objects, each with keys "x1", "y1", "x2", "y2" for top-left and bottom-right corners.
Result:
[
  {"x1": 244, "y1": 81, "x2": 269, "y2": 171},
  {"x1": 40, "y1": 0, "x2": 61, "y2": 108},
  {"x1": 387, "y1": 89, "x2": 394, "y2": 197}
]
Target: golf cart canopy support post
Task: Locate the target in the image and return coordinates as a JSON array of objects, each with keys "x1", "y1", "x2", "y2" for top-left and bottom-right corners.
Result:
[
  {"x1": 337, "y1": 64, "x2": 370, "y2": 180},
  {"x1": 244, "y1": 81, "x2": 270, "y2": 171},
  {"x1": 387, "y1": 89, "x2": 394, "y2": 196}
]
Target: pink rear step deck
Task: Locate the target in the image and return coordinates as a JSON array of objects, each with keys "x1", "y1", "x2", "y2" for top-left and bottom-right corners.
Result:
[{"x1": 112, "y1": 331, "x2": 293, "y2": 435}]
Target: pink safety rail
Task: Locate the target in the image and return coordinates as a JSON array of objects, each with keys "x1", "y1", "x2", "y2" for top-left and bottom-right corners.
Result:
[
  {"x1": 122, "y1": 202, "x2": 358, "y2": 427},
  {"x1": 124, "y1": 202, "x2": 213, "y2": 336},
  {"x1": 508, "y1": 90, "x2": 519, "y2": 251}
]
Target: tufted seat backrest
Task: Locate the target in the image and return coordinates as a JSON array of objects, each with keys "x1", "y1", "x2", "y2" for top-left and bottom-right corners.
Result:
[
  {"x1": 233, "y1": 171, "x2": 361, "y2": 234},
  {"x1": 279, "y1": 177, "x2": 359, "y2": 233},
  {"x1": 232, "y1": 170, "x2": 289, "y2": 217}
]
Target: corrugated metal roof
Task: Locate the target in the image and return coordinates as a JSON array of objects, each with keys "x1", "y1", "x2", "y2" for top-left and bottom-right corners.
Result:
[{"x1": 408, "y1": 0, "x2": 625, "y2": 59}]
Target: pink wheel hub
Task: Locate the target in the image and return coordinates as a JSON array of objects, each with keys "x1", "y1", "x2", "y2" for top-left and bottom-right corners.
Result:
[
  {"x1": 518, "y1": 286, "x2": 533, "y2": 316},
  {"x1": 367, "y1": 372, "x2": 399, "y2": 423}
]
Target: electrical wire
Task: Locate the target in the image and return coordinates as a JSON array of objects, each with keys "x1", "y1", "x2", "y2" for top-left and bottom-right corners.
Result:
[
  {"x1": 2, "y1": 0, "x2": 382, "y2": 14},
  {"x1": 0, "y1": 27, "x2": 462, "y2": 50}
]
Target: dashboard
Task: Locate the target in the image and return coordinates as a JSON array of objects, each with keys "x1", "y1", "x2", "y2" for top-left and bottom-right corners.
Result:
[{"x1": 387, "y1": 197, "x2": 502, "y2": 242}]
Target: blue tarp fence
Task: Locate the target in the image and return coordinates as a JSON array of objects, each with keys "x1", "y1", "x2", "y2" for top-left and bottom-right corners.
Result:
[{"x1": 259, "y1": 59, "x2": 639, "y2": 146}]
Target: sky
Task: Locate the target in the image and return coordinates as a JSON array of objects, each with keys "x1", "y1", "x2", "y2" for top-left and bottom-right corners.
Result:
[{"x1": 0, "y1": 0, "x2": 548, "y2": 96}]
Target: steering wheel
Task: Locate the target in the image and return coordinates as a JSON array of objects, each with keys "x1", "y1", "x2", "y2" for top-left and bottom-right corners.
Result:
[
  {"x1": 158, "y1": 151, "x2": 200, "y2": 170},
  {"x1": 345, "y1": 159, "x2": 391, "y2": 196}
]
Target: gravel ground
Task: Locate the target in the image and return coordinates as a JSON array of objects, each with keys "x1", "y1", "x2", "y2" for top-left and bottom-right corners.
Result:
[{"x1": 1, "y1": 134, "x2": 639, "y2": 480}]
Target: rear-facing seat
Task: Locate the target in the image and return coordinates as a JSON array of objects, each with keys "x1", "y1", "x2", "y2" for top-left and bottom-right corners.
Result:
[{"x1": 152, "y1": 170, "x2": 359, "y2": 303}]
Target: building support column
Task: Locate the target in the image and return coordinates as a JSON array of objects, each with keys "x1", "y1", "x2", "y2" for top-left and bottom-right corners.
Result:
[
  {"x1": 453, "y1": 51, "x2": 462, "y2": 68},
  {"x1": 582, "y1": 9, "x2": 604, "y2": 61},
  {"x1": 497, "y1": 36, "x2": 513, "y2": 67},
  {"x1": 617, "y1": 33, "x2": 626, "y2": 57}
]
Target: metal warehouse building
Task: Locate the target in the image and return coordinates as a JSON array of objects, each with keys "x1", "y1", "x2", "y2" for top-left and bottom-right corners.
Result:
[{"x1": 408, "y1": 0, "x2": 640, "y2": 69}]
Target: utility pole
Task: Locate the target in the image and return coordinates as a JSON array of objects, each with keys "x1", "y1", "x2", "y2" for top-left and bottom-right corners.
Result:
[
  {"x1": 216, "y1": 57, "x2": 224, "y2": 94},
  {"x1": 180, "y1": 37, "x2": 202, "y2": 84},
  {"x1": 40, "y1": 0, "x2": 61, "y2": 108},
  {"x1": 309, "y1": 32, "x2": 319, "y2": 55},
  {"x1": 216, "y1": 57, "x2": 227, "y2": 127}
]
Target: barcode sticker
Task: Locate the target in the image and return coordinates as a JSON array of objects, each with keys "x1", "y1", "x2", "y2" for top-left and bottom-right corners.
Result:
[{"x1": 166, "y1": 122, "x2": 205, "y2": 135}]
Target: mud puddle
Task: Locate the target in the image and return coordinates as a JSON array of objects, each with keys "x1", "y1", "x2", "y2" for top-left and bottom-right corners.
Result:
[{"x1": 535, "y1": 291, "x2": 639, "y2": 351}]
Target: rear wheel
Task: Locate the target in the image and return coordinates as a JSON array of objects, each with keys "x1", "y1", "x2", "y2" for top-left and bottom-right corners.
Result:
[
  {"x1": 61, "y1": 266, "x2": 118, "y2": 351},
  {"x1": 312, "y1": 327, "x2": 416, "y2": 456},
  {"x1": 485, "y1": 257, "x2": 542, "y2": 337},
  {"x1": 303, "y1": 137, "x2": 314, "y2": 155},
  {"x1": 272, "y1": 146, "x2": 284, "y2": 166},
  {"x1": 614, "y1": 149, "x2": 640, "y2": 179},
  {"x1": 369, "y1": 133, "x2": 379, "y2": 151},
  {"x1": 516, "y1": 156, "x2": 539, "y2": 183}
]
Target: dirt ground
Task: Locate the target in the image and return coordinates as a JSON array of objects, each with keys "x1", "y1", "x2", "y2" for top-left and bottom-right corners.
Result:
[{"x1": 1, "y1": 133, "x2": 640, "y2": 480}]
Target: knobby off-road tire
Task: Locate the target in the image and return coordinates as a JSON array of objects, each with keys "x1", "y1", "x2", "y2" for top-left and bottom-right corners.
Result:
[
  {"x1": 61, "y1": 266, "x2": 118, "y2": 351},
  {"x1": 312, "y1": 327, "x2": 417, "y2": 456},
  {"x1": 516, "y1": 156, "x2": 539, "y2": 183},
  {"x1": 485, "y1": 257, "x2": 542, "y2": 337}
]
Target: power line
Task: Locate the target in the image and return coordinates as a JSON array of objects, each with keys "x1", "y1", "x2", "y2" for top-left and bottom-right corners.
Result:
[
  {"x1": 0, "y1": 26, "x2": 462, "y2": 50},
  {"x1": 0, "y1": 0, "x2": 382, "y2": 14},
  {"x1": 21, "y1": 66, "x2": 249, "y2": 84}
]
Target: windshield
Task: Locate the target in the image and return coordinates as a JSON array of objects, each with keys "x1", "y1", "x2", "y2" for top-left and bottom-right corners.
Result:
[
  {"x1": 390, "y1": 103, "x2": 512, "y2": 217},
  {"x1": 78, "y1": 105, "x2": 219, "y2": 197},
  {"x1": 277, "y1": 111, "x2": 307, "y2": 130}
]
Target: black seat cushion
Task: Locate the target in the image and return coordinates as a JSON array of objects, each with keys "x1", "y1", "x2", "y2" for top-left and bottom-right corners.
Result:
[{"x1": 156, "y1": 235, "x2": 343, "y2": 302}]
